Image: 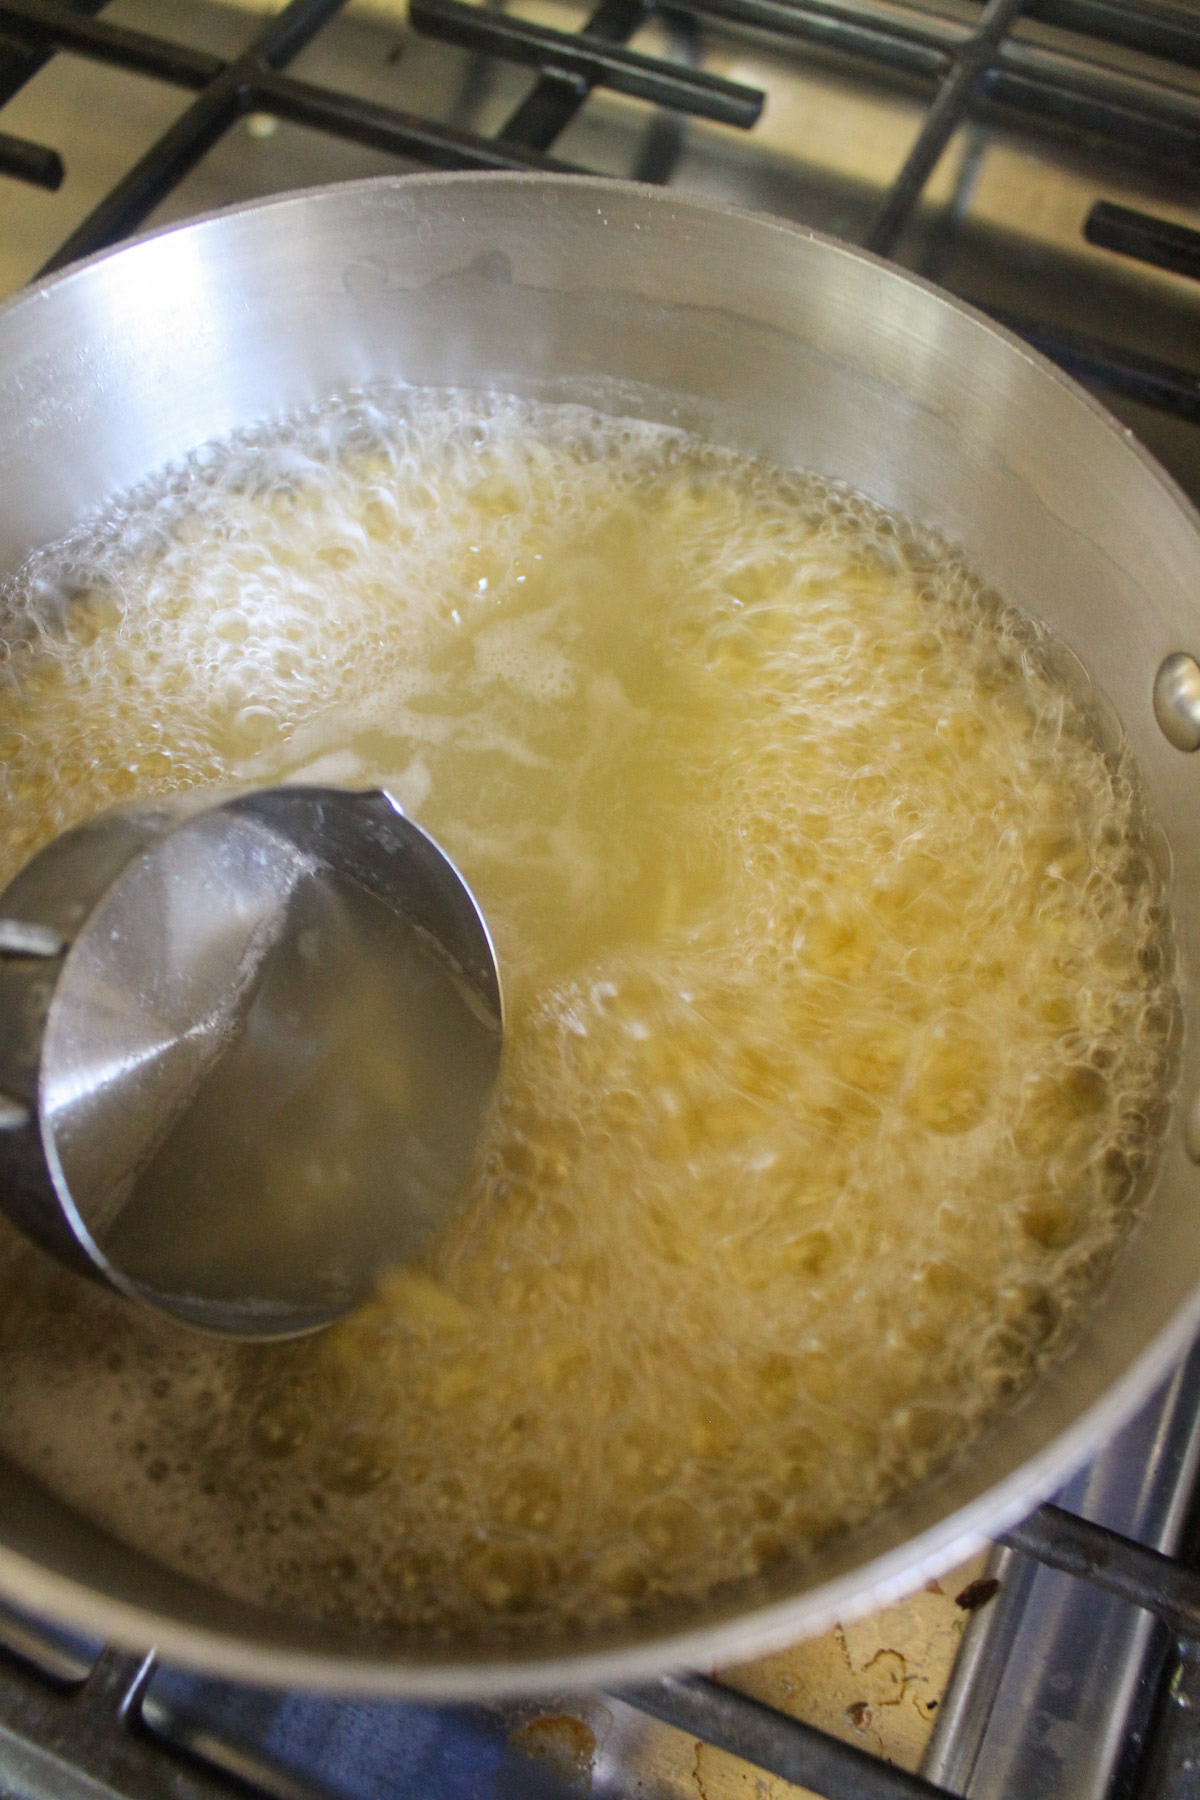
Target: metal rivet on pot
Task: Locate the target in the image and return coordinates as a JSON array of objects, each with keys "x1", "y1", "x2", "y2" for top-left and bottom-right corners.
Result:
[
  {"x1": 0, "y1": 1095, "x2": 29, "y2": 1132},
  {"x1": 0, "y1": 920, "x2": 65, "y2": 958},
  {"x1": 1153, "y1": 653, "x2": 1200, "y2": 752}
]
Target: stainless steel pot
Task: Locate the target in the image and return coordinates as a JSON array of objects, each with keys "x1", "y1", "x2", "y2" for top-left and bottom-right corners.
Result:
[{"x1": 1, "y1": 172, "x2": 1200, "y2": 1698}]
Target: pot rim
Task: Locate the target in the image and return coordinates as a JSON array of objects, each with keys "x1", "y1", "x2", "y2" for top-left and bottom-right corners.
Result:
[{"x1": 8, "y1": 167, "x2": 1200, "y2": 551}]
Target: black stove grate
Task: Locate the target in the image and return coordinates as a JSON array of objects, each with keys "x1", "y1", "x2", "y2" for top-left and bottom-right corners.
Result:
[
  {"x1": 0, "y1": 0, "x2": 591, "y2": 274},
  {"x1": 0, "y1": 125, "x2": 59, "y2": 185},
  {"x1": 1086, "y1": 201, "x2": 1200, "y2": 283}
]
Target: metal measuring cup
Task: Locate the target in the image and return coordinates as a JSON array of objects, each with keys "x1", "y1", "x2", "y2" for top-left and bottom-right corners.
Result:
[{"x1": 0, "y1": 787, "x2": 503, "y2": 1339}]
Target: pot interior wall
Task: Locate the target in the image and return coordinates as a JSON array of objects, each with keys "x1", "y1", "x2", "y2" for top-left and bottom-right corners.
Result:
[{"x1": 2, "y1": 174, "x2": 1200, "y2": 1688}]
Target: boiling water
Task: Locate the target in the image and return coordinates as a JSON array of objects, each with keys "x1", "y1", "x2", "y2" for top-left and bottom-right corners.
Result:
[{"x1": 0, "y1": 391, "x2": 1177, "y2": 1638}]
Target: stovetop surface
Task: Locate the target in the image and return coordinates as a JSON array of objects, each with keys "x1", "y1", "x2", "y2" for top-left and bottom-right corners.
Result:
[{"x1": 2, "y1": 5, "x2": 1200, "y2": 1798}]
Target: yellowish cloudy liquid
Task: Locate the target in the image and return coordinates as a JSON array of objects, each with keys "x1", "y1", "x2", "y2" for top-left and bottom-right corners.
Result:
[{"x1": 0, "y1": 392, "x2": 1176, "y2": 1639}]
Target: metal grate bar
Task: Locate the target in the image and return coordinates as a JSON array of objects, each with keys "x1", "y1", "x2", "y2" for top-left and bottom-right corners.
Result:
[
  {"x1": 0, "y1": 0, "x2": 223, "y2": 88},
  {"x1": 1001, "y1": 1502, "x2": 1200, "y2": 1639},
  {"x1": 407, "y1": 0, "x2": 764, "y2": 127},
  {"x1": 254, "y1": 67, "x2": 585, "y2": 172},
  {"x1": 990, "y1": 1485, "x2": 1200, "y2": 1799},
  {"x1": 496, "y1": 0, "x2": 649, "y2": 155},
  {"x1": 616, "y1": 1672, "x2": 957, "y2": 1799},
  {"x1": 0, "y1": 0, "x2": 105, "y2": 113},
  {"x1": 1018, "y1": 0, "x2": 1200, "y2": 68},
  {"x1": 1085, "y1": 199, "x2": 1200, "y2": 281},
  {"x1": 259, "y1": 0, "x2": 351, "y2": 69},
  {"x1": 667, "y1": 0, "x2": 1200, "y2": 164},
  {"x1": 977, "y1": 53, "x2": 1200, "y2": 162},
  {"x1": 683, "y1": 0, "x2": 944, "y2": 77},
  {"x1": 865, "y1": 0, "x2": 1025, "y2": 253},
  {"x1": 0, "y1": 126, "x2": 60, "y2": 186}
]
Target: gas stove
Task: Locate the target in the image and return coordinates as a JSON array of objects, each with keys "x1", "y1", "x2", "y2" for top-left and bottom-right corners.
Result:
[{"x1": 1, "y1": 4, "x2": 1200, "y2": 1797}]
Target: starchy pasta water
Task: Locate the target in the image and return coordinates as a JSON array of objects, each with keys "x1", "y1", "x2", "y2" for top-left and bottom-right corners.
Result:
[{"x1": 0, "y1": 390, "x2": 1178, "y2": 1638}]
